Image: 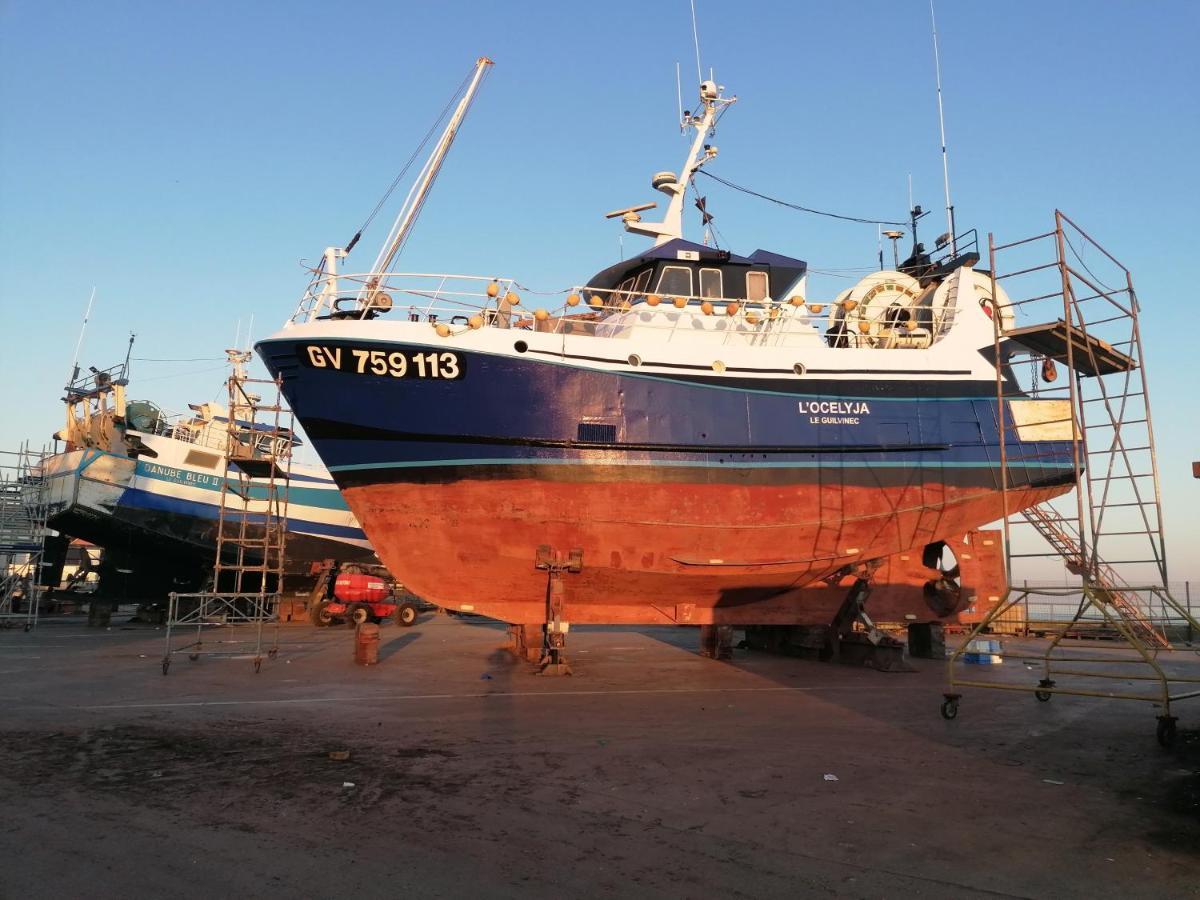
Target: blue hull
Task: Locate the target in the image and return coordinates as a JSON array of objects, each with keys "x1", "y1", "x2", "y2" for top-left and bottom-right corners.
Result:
[{"x1": 257, "y1": 337, "x2": 1077, "y2": 489}]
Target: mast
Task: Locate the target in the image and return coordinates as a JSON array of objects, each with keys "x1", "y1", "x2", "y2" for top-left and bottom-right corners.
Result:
[
  {"x1": 624, "y1": 80, "x2": 734, "y2": 246},
  {"x1": 367, "y1": 57, "x2": 493, "y2": 297}
]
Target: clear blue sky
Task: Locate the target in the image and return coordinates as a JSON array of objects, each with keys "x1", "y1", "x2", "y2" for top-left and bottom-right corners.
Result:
[{"x1": 3, "y1": 1, "x2": 1198, "y2": 579}]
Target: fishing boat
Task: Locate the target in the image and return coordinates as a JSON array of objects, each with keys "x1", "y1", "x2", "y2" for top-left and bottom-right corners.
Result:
[
  {"x1": 256, "y1": 60, "x2": 1074, "y2": 657},
  {"x1": 41, "y1": 354, "x2": 375, "y2": 599}
]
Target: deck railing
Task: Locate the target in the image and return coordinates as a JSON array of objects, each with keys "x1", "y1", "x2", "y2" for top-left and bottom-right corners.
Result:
[{"x1": 289, "y1": 271, "x2": 965, "y2": 350}]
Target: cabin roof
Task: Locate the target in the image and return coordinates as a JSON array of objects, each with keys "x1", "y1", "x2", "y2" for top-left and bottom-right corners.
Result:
[{"x1": 586, "y1": 238, "x2": 806, "y2": 291}]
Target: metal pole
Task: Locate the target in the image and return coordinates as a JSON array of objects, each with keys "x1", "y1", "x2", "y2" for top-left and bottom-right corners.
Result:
[
  {"x1": 1187, "y1": 581, "x2": 1193, "y2": 644},
  {"x1": 1054, "y1": 213, "x2": 1089, "y2": 578},
  {"x1": 989, "y1": 234, "x2": 1012, "y2": 570},
  {"x1": 1023, "y1": 578, "x2": 1030, "y2": 636}
]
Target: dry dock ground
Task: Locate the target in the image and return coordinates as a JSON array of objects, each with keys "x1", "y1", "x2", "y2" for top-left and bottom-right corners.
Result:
[{"x1": 1, "y1": 614, "x2": 1197, "y2": 899}]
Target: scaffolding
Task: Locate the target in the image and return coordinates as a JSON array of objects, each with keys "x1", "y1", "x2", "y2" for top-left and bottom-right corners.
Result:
[
  {"x1": 943, "y1": 211, "x2": 1200, "y2": 745},
  {"x1": 161, "y1": 351, "x2": 292, "y2": 674},
  {"x1": 0, "y1": 444, "x2": 49, "y2": 631}
]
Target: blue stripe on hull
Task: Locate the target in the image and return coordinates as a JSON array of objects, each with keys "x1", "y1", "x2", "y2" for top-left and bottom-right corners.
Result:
[{"x1": 121, "y1": 487, "x2": 367, "y2": 541}]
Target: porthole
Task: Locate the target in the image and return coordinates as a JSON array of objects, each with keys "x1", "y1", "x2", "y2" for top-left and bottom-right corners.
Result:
[
  {"x1": 793, "y1": 363, "x2": 806, "y2": 376},
  {"x1": 627, "y1": 354, "x2": 642, "y2": 367},
  {"x1": 514, "y1": 340, "x2": 528, "y2": 353}
]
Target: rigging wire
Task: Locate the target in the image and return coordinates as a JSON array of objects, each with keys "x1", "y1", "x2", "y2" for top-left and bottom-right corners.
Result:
[
  {"x1": 137, "y1": 364, "x2": 229, "y2": 384},
  {"x1": 132, "y1": 356, "x2": 225, "y2": 363},
  {"x1": 343, "y1": 67, "x2": 477, "y2": 254},
  {"x1": 511, "y1": 281, "x2": 569, "y2": 296},
  {"x1": 694, "y1": 170, "x2": 907, "y2": 226},
  {"x1": 1063, "y1": 232, "x2": 1118, "y2": 295}
]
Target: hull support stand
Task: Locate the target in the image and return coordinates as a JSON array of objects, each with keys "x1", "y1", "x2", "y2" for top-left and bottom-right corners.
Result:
[
  {"x1": 699, "y1": 625, "x2": 734, "y2": 660},
  {"x1": 530, "y1": 545, "x2": 582, "y2": 676},
  {"x1": 827, "y1": 576, "x2": 913, "y2": 672}
]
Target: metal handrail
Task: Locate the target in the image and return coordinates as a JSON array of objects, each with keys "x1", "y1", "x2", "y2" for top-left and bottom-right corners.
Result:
[{"x1": 289, "y1": 271, "x2": 968, "y2": 350}]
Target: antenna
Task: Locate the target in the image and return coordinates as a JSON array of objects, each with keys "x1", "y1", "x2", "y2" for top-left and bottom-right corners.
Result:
[
  {"x1": 676, "y1": 62, "x2": 683, "y2": 125},
  {"x1": 123, "y1": 331, "x2": 136, "y2": 380},
  {"x1": 689, "y1": 0, "x2": 703, "y2": 84},
  {"x1": 930, "y1": 1, "x2": 956, "y2": 255},
  {"x1": 68, "y1": 286, "x2": 96, "y2": 386}
]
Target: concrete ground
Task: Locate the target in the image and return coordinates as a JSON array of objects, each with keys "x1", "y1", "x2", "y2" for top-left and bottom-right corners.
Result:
[{"x1": 1, "y1": 613, "x2": 1197, "y2": 899}]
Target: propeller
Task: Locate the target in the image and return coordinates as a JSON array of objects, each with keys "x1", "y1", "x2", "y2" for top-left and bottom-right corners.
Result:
[{"x1": 922, "y1": 540, "x2": 964, "y2": 617}]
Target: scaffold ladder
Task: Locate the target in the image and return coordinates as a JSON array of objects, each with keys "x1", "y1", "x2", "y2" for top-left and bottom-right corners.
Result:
[
  {"x1": 0, "y1": 444, "x2": 49, "y2": 632},
  {"x1": 161, "y1": 352, "x2": 292, "y2": 674},
  {"x1": 943, "y1": 211, "x2": 1200, "y2": 746}
]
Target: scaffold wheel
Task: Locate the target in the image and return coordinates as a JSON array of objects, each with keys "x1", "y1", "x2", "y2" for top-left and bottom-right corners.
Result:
[
  {"x1": 254, "y1": 657, "x2": 262, "y2": 674},
  {"x1": 1157, "y1": 716, "x2": 1177, "y2": 748},
  {"x1": 940, "y1": 697, "x2": 960, "y2": 720},
  {"x1": 161, "y1": 658, "x2": 170, "y2": 676},
  {"x1": 268, "y1": 648, "x2": 278, "y2": 660}
]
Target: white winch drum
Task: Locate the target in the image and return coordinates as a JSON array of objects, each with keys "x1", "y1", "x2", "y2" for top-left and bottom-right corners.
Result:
[{"x1": 840, "y1": 270, "x2": 923, "y2": 344}]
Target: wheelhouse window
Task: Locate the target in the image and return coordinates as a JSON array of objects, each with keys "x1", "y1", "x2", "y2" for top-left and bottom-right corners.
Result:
[
  {"x1": 633, "y1": 268, "x2": 652, "y2": 294},
  {"x1": 699, "y1": 268, "x2": 724, "y2": 299},
  {"x1": 746, "y1": 271, "x2": 770, "y2": 302},
  {"x1": 656, "y1": 265, "x2": 693, "y2": 298}
]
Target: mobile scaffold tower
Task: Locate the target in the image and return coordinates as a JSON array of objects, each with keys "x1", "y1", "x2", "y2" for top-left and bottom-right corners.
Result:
[
  {"x1": 942, "y1": 211, "x2": 1200, "y2": 745},
  {"x1": 161, "y1": 351, "x2": 292, "y2": 674},
  {"x1": 0, "y1": 444, "x2": 49, "y2": 631}
]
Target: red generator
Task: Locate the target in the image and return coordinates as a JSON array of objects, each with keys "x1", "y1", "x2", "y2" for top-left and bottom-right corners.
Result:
[{"x1": 312, "y1": 567, "x2": 419, "y2": 628}]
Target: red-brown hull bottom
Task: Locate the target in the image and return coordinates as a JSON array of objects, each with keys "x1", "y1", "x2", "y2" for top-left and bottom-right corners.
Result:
[{"x1": 343, "y1": 479, "x2": 1063, "y2": 626}]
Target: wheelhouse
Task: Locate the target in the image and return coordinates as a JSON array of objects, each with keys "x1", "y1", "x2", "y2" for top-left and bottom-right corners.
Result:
[{"x1": 584, "y1": 238, "x2": 807, "y2": 305}]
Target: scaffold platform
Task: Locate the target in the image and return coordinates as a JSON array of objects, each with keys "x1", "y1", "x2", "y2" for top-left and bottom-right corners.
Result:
[{"x1": 942, "y1": 211, "x2": 1200, "y2": 746}]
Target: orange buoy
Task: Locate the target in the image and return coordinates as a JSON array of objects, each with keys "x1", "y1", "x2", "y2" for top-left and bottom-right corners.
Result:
[
  {"x1": 843, "y1": 299, "x2": 859, "y2": 312},
  {"x1": 672, "y1": 296, "x2": 687, "y2": 309},
  {"x1": 566, "y1": 293, "x2": 581, "y2": 307},
  {"x1": 808, "y1": 303, "x2": 824, "y2": 314},
  {"x1": 646, "y1": 294, "x2": 662, "y2": 307},
  {"x1": 725, "y1": 302, "x2": 740, "y2": 316},
  {"x1": 768, "y1": 306, "x2": 781, "y2": 320},
  {"x1": 701, "y1": 301, "x2": 714, "y2": 316},
  {"x1": 857, "y1": 321, "x2": 871, "y2": 334},
  {"x1": 789, "y1": 295, "x2": 805, "y2": 307},
  {"x1": 505, "y1": 291, "x2": 520, "y2": 306},
  {"x1": 534, "y1": 308, "x2": 550, "y2": 321},
  {"x1": 468, "y1": 315, "x2": 483, "y2": 329},
  {"x1": 746, "y1": 311, "x2": 760, "y2": 325},
  {"x1": 903, "y1": 318, "x2": 917, "y2": 331},
  {"x1": 588, "y1": 295, "x2": 605, "y2": 309},
  {"x1": 435, "y1": 323, "x2": 451, "y2": 338},
  {"x1": 486, "y1": 282, "x2": 500, "y2": 298}
]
